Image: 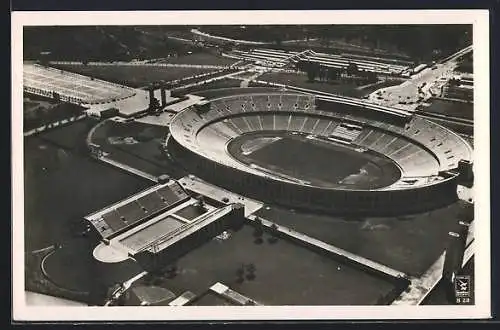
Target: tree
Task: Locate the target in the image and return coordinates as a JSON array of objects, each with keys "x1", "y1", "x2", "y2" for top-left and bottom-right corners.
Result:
[
  {"x1": 448, "y1": 78, "x2": 461, "y2": 87},
  {"x1": 253, "y1": 219, "x2": 264, "y2": 244},
  {"x1": 235, "y1": 265, "x2": 245, "y2": 282},
  {"x1": 254, "y1": 236, "x2": 263, "y2": 245},
  {"x1": 306, "y1": 61, "x2": 319, "y2": 82},
  {"x1": 165, "y1": 263, "x2": 178, "y2": 279},
  {"x1": 366, "y1": 71, "x2": 378, "y2": 83},
  {"x1": 149, "y1": 98, "x2": 160, "y2": 112},
  {"x1": 327, "y1": 67, "x2": 340, "y2": 82},
  {"x1": 52, "y1": 92, "x2": 60, "y2": 102},
  {"x1": 235, "y1": 264, "x2": 245, "y2": 284},
  {"x1": 346, "y1": 62, "x2": 359, "y2": 76},
  {"x1": 236, "y1": 266, "x2": 245, "y2": 277},
  {"x1": 195, "y1": 196, "x2": 206, "y2": 213},
  {"x1": 318, "y1": 65, "x2": 328, "y2": 82},
  {"x1": 246, "y1": 263, "x2": 256, "y2": 273},
  {"x1": 254, "y1": 226, "x2": 263, "y2": 235},
  {"x1": 246, "y1": 263, "x2": 256, "y2": 281},
  {"x1": 296, "y1": 60, "x2": 309, "y2": 73},
  {"x1": 268, "y1": 223, "x2": 279, "y2": 244}
]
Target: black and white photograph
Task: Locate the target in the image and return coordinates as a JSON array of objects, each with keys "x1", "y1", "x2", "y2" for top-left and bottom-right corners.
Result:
[{"x1": 11, "y1": 10, "x2": 491, "y2": 320}]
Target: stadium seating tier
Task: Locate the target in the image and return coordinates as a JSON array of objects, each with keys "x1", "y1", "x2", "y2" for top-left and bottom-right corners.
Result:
[{"x1": 169, "y1": 92, "x2": 473, "y2": 190}]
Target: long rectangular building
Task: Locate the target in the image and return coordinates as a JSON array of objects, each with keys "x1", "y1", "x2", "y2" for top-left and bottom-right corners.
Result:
[{"x1": 23, "y1": 63, "x2": 137, "y2": 104}]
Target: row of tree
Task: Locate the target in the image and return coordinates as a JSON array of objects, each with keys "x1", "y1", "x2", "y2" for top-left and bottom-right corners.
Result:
[
  {"x1": 253, "y1": 218, "x2": 279, "y2": 245},
  {"x1": 200, "y1": 25, "x2": 472, "y2": 62},
  {"x1": 24, "y1": 26, "x2": 204, "y2": 62},
  {"x1": 295, "y1": 60, "x2": 378, "y2": 84},
  {"x1": 24, "y1": 25, "x2": 472, "y2": 63}
]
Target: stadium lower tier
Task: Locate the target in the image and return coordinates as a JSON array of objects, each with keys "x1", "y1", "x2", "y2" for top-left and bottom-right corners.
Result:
[{"x1": 167, "y1": 91, "x2": 472, "y2": 215}]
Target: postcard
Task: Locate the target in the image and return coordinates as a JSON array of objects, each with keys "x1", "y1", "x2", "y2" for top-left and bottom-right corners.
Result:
[{"x1": 11, "y1": 9, "x2": 491, "y2": 320}]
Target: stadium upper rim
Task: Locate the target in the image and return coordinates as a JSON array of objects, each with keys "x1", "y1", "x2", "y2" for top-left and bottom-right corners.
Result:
[{"x1": 168, "y1": 90, "x2": 473, "y2": 193}]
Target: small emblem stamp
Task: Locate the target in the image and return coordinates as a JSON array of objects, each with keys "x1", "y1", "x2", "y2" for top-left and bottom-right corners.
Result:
[{"x1": 454, "y1": 275, "x2": 472, "y2": 304}]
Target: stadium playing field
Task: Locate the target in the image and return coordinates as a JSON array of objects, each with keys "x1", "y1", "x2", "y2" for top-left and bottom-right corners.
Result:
[{"x1": 228, "y1": 133, "x2": 401, "y2": 189}]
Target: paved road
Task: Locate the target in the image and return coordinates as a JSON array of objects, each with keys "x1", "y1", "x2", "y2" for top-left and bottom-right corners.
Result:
[{"x1": 366, "y1": 46, "x2": 473, "y2": 111}]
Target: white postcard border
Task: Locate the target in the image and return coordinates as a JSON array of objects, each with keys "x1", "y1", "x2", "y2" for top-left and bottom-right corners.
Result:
[{"x1": 11, "y1": 9, "x2": 491, "y2": 320}]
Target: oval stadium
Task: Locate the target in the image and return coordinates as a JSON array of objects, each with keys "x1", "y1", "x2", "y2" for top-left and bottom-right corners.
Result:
[{"x1": 168, "y1": 89, "x2": 472, "y2": 215}]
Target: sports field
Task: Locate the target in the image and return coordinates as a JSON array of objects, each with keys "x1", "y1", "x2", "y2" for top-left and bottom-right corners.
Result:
[
  {"x1": 52, "y1": 64, "x2": 221, "y2": 88},
  {"x1": 90, "y1": 120, "x2": 187, "y2": 178},
  {"x1": 228, "y1": 134, "x2": 400, "y2": 189},
  {"x1": 41, "y1": 238, "x2": 144, "y2": 294},
  {"x1": 143, "y1": 224, "x2": 399, "y2": 305}
]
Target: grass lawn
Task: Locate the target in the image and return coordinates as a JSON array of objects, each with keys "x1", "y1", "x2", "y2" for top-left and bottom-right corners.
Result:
[
  {"x1": 254, "y1": 200, "x2": 473, "y2": 277},
  {"x1": 422, "y1": 99, "x2": 473, "y2": 121},
  {"x1": 91, "y1": 120, "x2": 187, "y2": 178},
  {"x1": 42, "y1": 238, "x2": 144, "y2": 294},
  {"x1": 136, "y1": 224, "x2": 399, "y2": 305},
  {"x1": 52, "y1": 64, "x2": 221, "y2": 88},
  {"x1": 259, "y1": 72, "x2": 366, "y2": 98},
  {"x1": 24, "y1": 121, "x2": 153, "y2": 300},
  {"x1": 24, "y1": 122, "x2": 152, "y2": 251}
]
